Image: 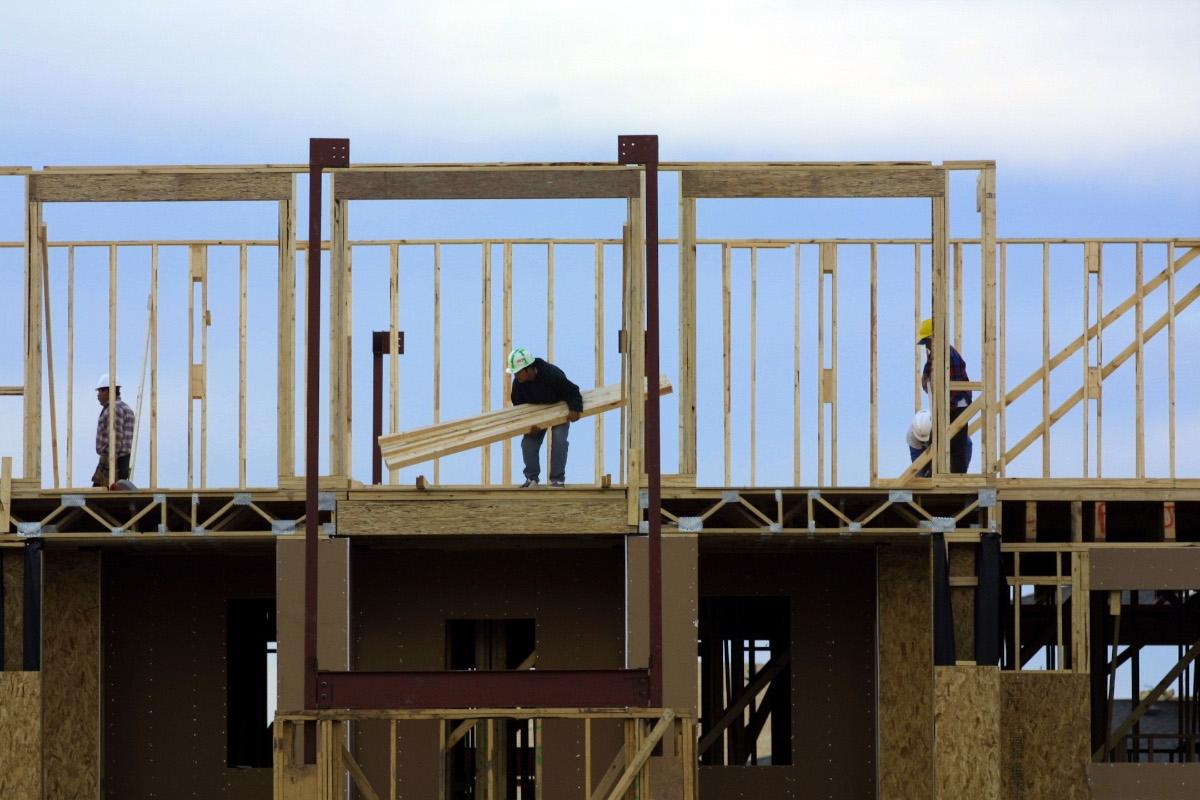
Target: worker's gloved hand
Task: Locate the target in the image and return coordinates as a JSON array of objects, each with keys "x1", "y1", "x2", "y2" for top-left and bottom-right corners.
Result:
[{"x1": 567, "y1": 411, "x2": 580, "y2": 422}]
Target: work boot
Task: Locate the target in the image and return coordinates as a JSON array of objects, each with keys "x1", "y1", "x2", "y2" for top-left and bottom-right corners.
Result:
[
  {"x1": 549, "y1": 479, "x2": 565, "y2": 487},
  {"x1": 520, "y1": 478, "x2": 539, "y2": 488}
]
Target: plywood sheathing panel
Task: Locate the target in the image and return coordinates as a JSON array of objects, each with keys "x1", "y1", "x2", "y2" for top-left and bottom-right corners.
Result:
[
  {"x1": 1086, "y1": 763, "x2": 1200, "y2": 800},
  {"x1": 934, "y1": 666, "x2": 1001, "y2": 800},
  {"x1": 699, "y1": 549, "x2": 875, "y2": 799},
  {"x1": 1001, "y1": 671, "x2": 1089, "y2": 800},
  {"x1": 681, "y1": 166, "x2": 945, "y2": 198},
  {"x1": 350, "y1": 545, "x2": 625, "y2": 799},
  {"x1": 3, "y1": 551, "x2": 23, "y2": 669},
  {"x1": 42, "y1": 548, "x2": 100, "y2": 800},
  {"x1": 878, "y1": 545, "x2": 933, "y2": 800},
  {"x1": 1090, "y1": 546, "x2": 1200, "y2": 589},
  {"x1": 334, "y1": 168, "x2": 640, "y2": 200},
  {"x1": 276, "y1": 537, "x2": 350, "y2": 714},
  {"x1": 949, "y1": 543, "x2": 976, "y2": 663},
  {"x1": 627, "y1": 535, "x2": 699, "y2": 719},
  {"x1": 0, "y1": 671, "x2": 41, "y2": 800},
  {"x1": 103, "y1": 551, "x2": 275, "y2": 799},
  {"x1": 337, "y1": 494, "x2": 627, "y2": 535},
  {"x1": 28, "y1": 171, "x2": 293, "y2": 202}
]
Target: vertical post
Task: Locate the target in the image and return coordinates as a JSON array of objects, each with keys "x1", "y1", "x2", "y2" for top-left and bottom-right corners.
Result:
[
  {"x1": 931, "y1": 174, "x2": 950, "y2": 475},
  {"x1": 617, "y1": 134, "x2": 663, "y2": 708},
  {"x1": 980, "y1": 165, "x2": 997, "y2": 479},
  {"x1": 23, "y1": 188, "x2": 43, "y2": 483},
  {"x1": 278, "y1": 178, "x2": 297, "y2": 482},
  {"x1": 870, "y1": 243, "x2": 878, "y2": 484},
  {"x1": 372, "y1": 330, "x2": 403, "y2": 485},
  {"x1": 149, "y1": 245, "x2": 158, "y2": 488},
  {"x1": 108, "y1": 244, "x2": 118, "y2": 487},
  {"x1": 305, "y1": 138, "x2": 349, "y2": 762},
  {"x1": 678, "y1": 195, "x2": 697, "y2": 477},
  {"x1": 595, "y1": 243, "x2": 605, "y2": 484},
  {"x1": 67, "y1": 246, "x2": 75, "y2": 487},
  {"x1": 239, "y1": 244, "x2": 248, "y2": 488}
]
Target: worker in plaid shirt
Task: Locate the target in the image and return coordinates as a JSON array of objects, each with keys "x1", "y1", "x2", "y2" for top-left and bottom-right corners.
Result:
[
  {"x1": 916, "y1": 319, "x2": 973, "y2": 473},
  {"x1": 93, "y1": 373, "x2": 135, "y2": 487}
]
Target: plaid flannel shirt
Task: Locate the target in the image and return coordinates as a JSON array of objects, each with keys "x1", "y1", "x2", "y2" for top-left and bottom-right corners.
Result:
[
  {"x1": 96, "y1": 399, "x2": 135, "y2": 456},
  {"x1": 923, "y1": 345, "x2": 972, "y2": 409}
]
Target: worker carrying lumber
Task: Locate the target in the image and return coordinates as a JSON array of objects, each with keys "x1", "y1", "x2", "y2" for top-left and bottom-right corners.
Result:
[
  {"x1": 92, "y1": 372, "x2": 136, "y2": 488},
  {"x1": 916, "y1": 318, "x2": 972, "y2": 473},
  {"x1": 507, "y1": 347, "x2": 582, "y2": 488}
]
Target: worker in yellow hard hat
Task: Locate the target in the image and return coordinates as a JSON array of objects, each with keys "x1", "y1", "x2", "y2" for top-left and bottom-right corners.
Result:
[{"x1": 916, "y1": 319, "x2": 973, "y2": 473}]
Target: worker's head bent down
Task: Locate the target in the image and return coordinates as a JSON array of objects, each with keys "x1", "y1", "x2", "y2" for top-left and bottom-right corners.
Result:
[{"x1": 507, "y1": 347, "x2": 538, "y2": 383}]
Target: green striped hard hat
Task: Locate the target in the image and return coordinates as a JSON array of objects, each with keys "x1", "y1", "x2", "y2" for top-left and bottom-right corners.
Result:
[{"x1": 506, "y1": 347, "x2": 535, "y2": 375}]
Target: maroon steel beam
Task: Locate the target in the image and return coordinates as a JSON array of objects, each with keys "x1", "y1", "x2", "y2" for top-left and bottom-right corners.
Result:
[
  {"x1": 371, "y1": 330, "x2": 404, "y2": 485},
  {"x1": 317, "y1": 669, "x2": 651, "y2": 709},
  {"x1": 617, "y1": 135, "x2": 663, "y2": 708},
  {"x1": 304, "y1": 138, "x2": 349, "y2": 762}
]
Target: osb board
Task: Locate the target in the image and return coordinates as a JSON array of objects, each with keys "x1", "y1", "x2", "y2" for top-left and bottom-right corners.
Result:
[
  {"x1": 699, "y1": 549, "x2": 876, "y2": 799},
  {"x1": 3, "y1": 551, "x2": 22, "y2": 669},
  {"x1": 950, "y1": 544, "x2": 975, "y2": 663},
  {"x1": 103, "y1": 551, "x2": 275, "y2": 799},
  {"x1": 337, "y1": 495, "x2": 627, "y2": 535},
  {"x1": 0, "y1": 671, "x2": 41, "y2": 800},
  {"x1": 1086, "y1": 763, "x2": 1200, "y2": 800},
  {"x1": 350, "y1": 544, "x2": 626, "y2": 797},
  {"x1": 627, "y1": 535, "x2": 699, "y2": 718},
  {"x1": 934, "y1": 666, "x2": 1001, "y2": 800},
  {"x1": 878, "y1": 545, "x2": 933, "y2": 800},
  {"x1": 1001, "y1": 671, "x2": 1089, "y2": 800},
  {"x1": 276, "y1": 538, "x2": 350, "y2": 714},
  {"x1": 42, "y1": 549, "x2": 100, "y2": 800}
]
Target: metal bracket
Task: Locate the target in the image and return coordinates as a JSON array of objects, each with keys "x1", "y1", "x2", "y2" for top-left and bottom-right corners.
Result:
[
  {"x1": 318, "y1": 492, "x2": 336, "y2": 512},
  {"x1": 978, "y1": 488, "x2": 997, "y2": 508},
  {"x1": 156, "y1": 524, "x2": 167, "y2": 534},
  {"x1": 233, "y1": 493, "x2": 252, "y2": 506},
  {"x1": 323, "y1": 522, "x2": 336, "y2": 537},
  {"x1": 616, "y1": 135, "x2": 659, "y2": 165},
  {"x1": 192, "y1": 493, "x2": 200, "y2": 506},
  {"x1": 310, "y1": 138, "x2": 350, "y2": 168},
  {"x1": 678, "y1": 517, "x2": 703, "y2": 533},
  {"x1": 152, "y1": 493, "x2": 167, "y2": 504},
  {"x1": 272, "y1": 519, "x2": 297, "y2": 534},
  {"x1": 808, "y1": 489, "x2": 821, "y2": 500},
  {"x1": 721, "y1": 490, "x2": 740, "y2": 504},
  {"x1": 847, "y1": 521, "x2": 862, "y2": 533},
  {"x1": 638, "y1": 521, "x2": 649, "y2": 534},
  {"x1": 61, "y1": 494, "x2": 86, "y2": 507},
  {"x1": 768, "y1": 522, "x2": 782, "y2": 534},
  {"x1": 888, "y1": 490, "x2": 912, "y2": 504},
  {"x1": 110, "y1": 527, "x2": 126, "y2": 536},
  {"x1": 16, "y1": 521, "x2": 41, "y2": 536},
  {"x1": 931, "y1": 516, "x2": 956, "y2": 534},
  {"x1": 192, "y1": 526, "x2": 206, "y2": 535},
  {"x1": 639, "y1": 490, "x2": 649, "y2": 510}
]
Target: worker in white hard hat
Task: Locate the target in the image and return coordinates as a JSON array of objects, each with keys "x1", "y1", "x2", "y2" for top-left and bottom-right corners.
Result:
[
  {"x1": 92, "y1": 373, "x2": 136, "y2": 488},
  {"x1": 916, "y1": 318, "x2": 973, "y2": 473},
  {"x1": 507, "y1": 347, "x2": 582, "y2": 488},
  {"x1": 907, "y1": 409, "x2": 933, "y2": 477}
]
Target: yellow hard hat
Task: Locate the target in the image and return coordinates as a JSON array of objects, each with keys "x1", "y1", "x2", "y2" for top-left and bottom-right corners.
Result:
[{"x1": 916, "y1": 318, "x2": 933, "y2": 344}]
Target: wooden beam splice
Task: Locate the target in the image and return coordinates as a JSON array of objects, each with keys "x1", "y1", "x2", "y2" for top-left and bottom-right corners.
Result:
[{"x1": 379, "y1": 378, "x2": 671, "y2": 471}]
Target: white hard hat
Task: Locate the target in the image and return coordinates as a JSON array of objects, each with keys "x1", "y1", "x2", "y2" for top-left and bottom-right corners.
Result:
[
  {"x1": 96, "y1": 373, "x2": 119, "y2": 390},
  {"x1": 911, "y1": 409, "x2": 932, "y2": 443},
  {"x1": 506, "y1": 347, "x2": 536, "y2": 375}
]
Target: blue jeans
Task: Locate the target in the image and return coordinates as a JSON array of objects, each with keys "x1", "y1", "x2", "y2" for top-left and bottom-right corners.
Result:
[{"x1": 522, "y1": 423, "x2": 569, "y2": 482}]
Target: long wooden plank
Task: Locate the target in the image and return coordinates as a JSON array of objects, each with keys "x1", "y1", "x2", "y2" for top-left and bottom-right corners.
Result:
[
  {"x1": 379, "y1": 379, "x2": 671, "y2": 471},
  {"x1": 334, "y1": 169, "x2": 639, "y2": 200},
  {"x1": 29, "y1": 171, "x2": 292, "y2": 202},
  {"x1": 681, "y1": 166, "x2": 945, "y2": 198}
]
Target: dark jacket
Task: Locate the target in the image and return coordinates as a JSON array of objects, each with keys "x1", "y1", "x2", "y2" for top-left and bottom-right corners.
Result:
[{"x1": 510, "y1": 358, "x2": 583, "y2": 413}]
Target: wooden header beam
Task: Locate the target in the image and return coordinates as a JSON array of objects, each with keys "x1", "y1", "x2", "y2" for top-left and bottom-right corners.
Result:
[
  {"x1": 681, "y1": 166, "x2": 945, "y2": 198},
  {"x1": 334, "y1": 168, "x2": 640, "y2": 200},
  {"x1": 28, "y1": 172, "x2": 293, "y2": 202}
]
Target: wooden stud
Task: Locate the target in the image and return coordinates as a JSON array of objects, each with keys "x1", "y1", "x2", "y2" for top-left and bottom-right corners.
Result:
[
  {"x1": 1055, "y1": 550, "x2": 1064, "y2": 667},
  {"x1": 913, "y1": 243, "x2": 922, "y2": 413},
  {"x1": 829, "y1": 244, "x2": 839, "y2": 485},
  {"x1": 433, "y1": 244, "x2": 441, "y2": 485},
  {"x1": 1167, "y1": 242, "x2": 1176, "y2": 478},
  {"x1": 870, "y1": 243, "x2": 878, "y2": 484},
  {"x1": 1042, "y1": 242, "x2": 1051, "y2": 477},
  {"x1": 1163, "y1": 501, "x2": 1176, "y2": 542},
  {"x1": 534, "y1": 718, "x2": 543, "y2": 800},
  {"x1": 38, "y1": 226, "x2": 60, "y2": 488},
  {"x1": 1024, "y1": 501, "x2": 1038, "y2": 541},
  {"x1": 108, "y1": 244, "x2": 118, "y2": 487},
  {"x1": 1071, "y1": 500, "x2": 1082, "y2": 543},
  {"x1": 1096, "y1": 247, "x2": 1104, "y2": 478},
  {"x1": 149, "y1": 246, "x2": 158, "y2": 488},
  {"x1": 595, "y1": 243, "x2": 605, "y2": 485},
  {"x1": 239, "y1": 244, "x2": 248, "y2": 488},
  {"x1": 953, "y1": 241, "x2": 963, "y2": 352},
  {"x1": 817, "y1": 244, "x2": 827, "y2": 485},
  {"x1": 24, "y1": 194, "x2": 43, "y2": 482},
  {"x1": 1, "y1": 456, "x2": 10, "y2": 532},
  {"x1": 1094, "y1": 501, "x2": 1106, "y2": 542},
  {"x1": 722, "y1": 244, "x2": 732, "y2": 485},
  {"x1": 200, "y1": 244, "x2": 209, "y2": 487},
  {"x1": 1135, "y1": 243, "x2": 1145, "y2": 478},
  {"x1": 998, "y1": 243, "x2": 1007, "y2": 477},
  {"x1": 395, "y1": 719, "x2": 401, "y2": 800},
  {"x1": 628, "y1": 192, "x2": 645, "y2": 508},
  {"x1": 481, "y1": 244, "x2": 492, "y2": 485},
  {"x1": 749, "y1": 247, "x2": 757, "y2": 485},
  {"x1": 277, "y1": 182, "x2": 296, "y2": 482},
  {"x1": 678, "y1": 197, "x2": 697, "y2": 476},
  {"x1": 388, "y1": 243, "x2": 400, "y2": 485},
  {"x1": 584, "y1": 717, "x2": 592, "y2": 798},
  {"x1": 980, "y1": 166, "x2": 997, "y2": 477},
  {"x1": 1082, "y1": 244, "x2": 1092, "y2": 478},
  {"x1": 546, "y1": 243, "x2": 555, "y2": 361},
  {"x1": 932, "y1": 186, "x2": 950, "y2": 475},
  {"x1": 502, "y1": 243, "x2": 513, "y2": 485},
  {"x1": 1013, "y1": 551, "x2": 1022, "y2": 672},
  {"x1": 793, "y1": 244, "x2": 802, "y2": 484},
  {"x1": 67, "y1": 246, "x2": 74, "y2": 487}
]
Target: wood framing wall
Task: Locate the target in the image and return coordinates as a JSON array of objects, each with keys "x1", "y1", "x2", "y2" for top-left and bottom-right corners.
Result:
[
  {"x1": 42, "y1": 548, "x2": 100, "y2": 800},
  {"x1": 698, "y1": 548, "x2": 876, "y2": 799},
  {"x1": 102, "y1": 550, "x2": 275, "y2": 799},
  {"x1": 0, "y1": 671, "x2": 41, "y2": 800},
  {"x1": 349, "y1": 542, "x2": 627, "y2": 798},
  {"x1": 877, "y1": 544, "x2": 933, "y2": 799}
]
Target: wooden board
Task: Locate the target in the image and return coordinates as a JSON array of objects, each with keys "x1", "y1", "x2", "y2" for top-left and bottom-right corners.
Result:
[
  {"x1": 334, "y1": 169, "x2": 640, "y2": 200},
  {"x1": 681, "y1": 166, "x2": 945, "y2": 198},
  {"x1": 2, "y1": 551, "x2": 22, "y2": 670},
  {"x1": 878, "y1": 545, "x2": 933, "y2": 800},
  {"x1": 378, "y1": 378, "x2": 671, "y2": 471},
  {"x1": 42, "y1": 549, "x2": 100, "y2": 800},
  {"x1": 28, "y1": 171, "x2": 292, "y2": 202},
  {"x1": 337, "y1": 494, "x2": 627, "y2": 535},
  {"x1": 0, "y1": 671, "x2": 41, "y2": 800},
  {"x1": 934, "y1": 666, "x2": 1001, "y2": 800},
  {"x1": 1001, "y1": 671, "x2": 1089, "y2": 800}
]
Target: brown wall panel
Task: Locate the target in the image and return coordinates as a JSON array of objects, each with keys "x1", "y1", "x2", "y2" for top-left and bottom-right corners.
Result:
[
  {"x1": 878, "y1": 545, "x2": 933, "y2": 800},
  {"x1": 1001, "y1": 671, "x2": 1089, "y2": 800},
  {"x1": 43, "y1": 549, "x2": 100, "y2": 800},
  {"x1": 699, "y1": 548, "x2": 876, "y2": 800},
  {"x1": 276, "y1": 537, "x2": 350, "y2": 714},
  {"x1": 0, "y1": 671, "x2": 41, "y2": 800},
  {"x1": 1091, "y1": 547, "x2": 1200, "y2": 589},
  {"x1": 2, "y1": 550, "x2": 22, "y2": 669},
  {"x1": 934, "y1": 666, "x2": 1001, "y2": 800},
  {"x1": 103, "y1": 550, "x2": 275, "y2": 800},
  {"x1": 1087, "y1": 763, "x2": 1200, "y2": 799},
  {"x1": 627, "y1": 535, "x2": 699, "y2": 717},
  {"x1": 350, "y1": 543, "x2": 626, "y2": 799}
]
